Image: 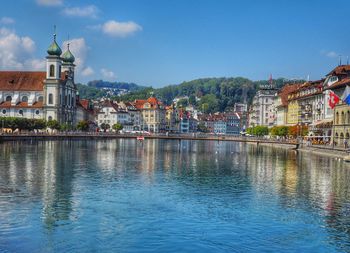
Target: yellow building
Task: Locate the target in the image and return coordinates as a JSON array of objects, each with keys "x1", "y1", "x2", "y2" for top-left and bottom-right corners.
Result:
[
  {"x1": 287, "y1": 99, "x2": 299, "y2": 125},
  {"x1": 134, "y1": 97, "x2": 166, "y2": 133}
]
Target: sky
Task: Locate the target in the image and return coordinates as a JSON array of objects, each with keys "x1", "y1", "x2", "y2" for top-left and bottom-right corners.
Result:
[{"x1": 0, "y1": 0, "x2": 349, "y2": 87}]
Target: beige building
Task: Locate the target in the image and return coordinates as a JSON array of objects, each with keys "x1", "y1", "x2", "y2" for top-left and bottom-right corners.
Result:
[
  {"x1": 249, "y1": 88, "x2": 277, "y2": 127},
  {"x1": 325, "y1": 65, "x2": 350, "y2": 147},
  {"x1": 134, "y1": 97, "x2": 166, "y2": 133}
]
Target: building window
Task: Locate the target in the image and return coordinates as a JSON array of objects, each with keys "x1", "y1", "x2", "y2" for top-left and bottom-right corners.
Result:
[
  {"x1": 68, "y1": 94, "x2": 71, "y2": 106},
  {"x1": 5, "y1": 96, "x2": 11, "y2": 102},
  {"x1": 341, "y1": 111, "x2": 345, "y2": 124},
  {"x1": 38, "y1": 96, "x2": 43, "y2": 102},
  {"x1": 19, "y1": 110, "x2": 23, "y2": 115},
  {"x1": 35, "y1": 110, "x2": 40, "y2": 115},
  {"x1": 336, "y1": 112, "x2": 339, "y2": 125},
  {"x1": 49, "y1": 65, "x2": 55, "y2": 77},
  {"x1": 22, "y1": 96, "x2": 28, "y2": 102},
  {"x1": 49, "y1": 93, "x2": 53, "y2": 104},
  {"x1": 2, "y1": 110, "x2": 6, "y2": 114}
]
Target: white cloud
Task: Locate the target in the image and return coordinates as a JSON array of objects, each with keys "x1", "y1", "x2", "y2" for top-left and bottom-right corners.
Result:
[
  {"x1": 62, "y1": 37, "x2": 91, "y2": 78},
  {"x1": 81, "y1": 66, "x2": 94, "y2": 76},
  {"x1": 0, "y1": 27, "x2": 43, "y2": 70},
  {"x1": 101, "y1": 68, "x2": 116, "y2": 80},
  {"x1": 0, "y1": 17, "x2": 15, "y2": 25},
  {"x1": 101, "y1": 20, "x2": 142, "y2": 37},
  {"x1": 62, "y1": 5, "x2": 99, "y2": 18},
  {"x1": 321, "y1": 50, "x2": 339, "y2": 58},
  {"x1": 326, "y1": 51, "x2": 338, "y2": 58},
  {"x1": 36, "y1": 0, "x2": 63, "y2": 6}
]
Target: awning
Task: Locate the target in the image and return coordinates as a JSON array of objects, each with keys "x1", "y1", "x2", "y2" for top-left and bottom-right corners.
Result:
[{"x1": 310, "y1": 119, "x2": 333, "y2": 128}]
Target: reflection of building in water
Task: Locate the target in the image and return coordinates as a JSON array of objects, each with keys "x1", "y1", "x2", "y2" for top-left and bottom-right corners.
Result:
[{"x1": 41, "y1": 141, "x2": 75, "y2": 230}]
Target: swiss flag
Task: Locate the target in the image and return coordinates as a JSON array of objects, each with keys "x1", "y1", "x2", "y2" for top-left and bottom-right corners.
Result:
[{"x1": 329, "y1": 91, "x2": 340, "y2": 109}]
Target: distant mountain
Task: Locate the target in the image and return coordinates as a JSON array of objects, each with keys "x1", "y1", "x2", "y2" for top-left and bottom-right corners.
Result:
[{"x1": 87, "y1": 80, "x2": 146, "y2": 91}]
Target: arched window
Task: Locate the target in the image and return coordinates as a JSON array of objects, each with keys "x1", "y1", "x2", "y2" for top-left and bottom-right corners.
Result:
[
  {"x1": 341, "y1": 111, "x2": 345, "y2": 124},
  {"x1": 49, "y1": 65, "x2": 55, "y2": 77},
  {"x1": 5, "y1": 96, "x2": 12, "y2": 102},
  {"x1": 49, "y1": 93, "x2": 53, "y2": 104},
  {"x1": 2, "y1": 109, "x2": 6, "y2": 114},
  {"x1": 68, "y1": 94, "x2": 71, "y2": 106},
  {"x1": 21, "y1": 96, "x2": 28, "y2": 102},
  {"x1": 336, "y1": 112, "x2": 339, "y2": 125},
  {"x1": 38, "y1": 96, "x2": 43, "y2": 102},
  {"x1": 48, "y1": 116, "x2": 52, "y2": 121},
  {"x1": 18, "y1": 109, "x2": 23, "y2": 115},
  {"x1": 71, "y1": 96, "x2": 74, "y2": 107}
]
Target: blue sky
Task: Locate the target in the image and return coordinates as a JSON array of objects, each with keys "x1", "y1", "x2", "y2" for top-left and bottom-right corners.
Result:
[{"x1": 0, "y1": 0, "x2": 349, "y2": 87}]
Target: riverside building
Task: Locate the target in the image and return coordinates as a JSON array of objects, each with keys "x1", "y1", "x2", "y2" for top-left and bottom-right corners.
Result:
[{"x1": 0, "y1": 32, "x2": 80, "y2": 126}]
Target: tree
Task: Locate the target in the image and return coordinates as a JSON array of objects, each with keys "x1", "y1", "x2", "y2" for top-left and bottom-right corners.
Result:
[
  {"x1": 189, "y1": 95, "x2": 196, "y2": 106},
  {"x1": 33, "y1": 119, "x2": 46, "y2": 130},
  {"x1": 253, "y1": 126, "x2": 269, "y2": 136},
  {"x1": 177, "y1": 98, "x2": 188, "y2": 108},
  {"x1": 47, "y1": 120, "x2": 60, "y2": 130},
  {"x1": 270, "y1": 126, "x2": 288, "y2": 137},
  {"x1": 198, "y1": 94, "x2": 219, "y2": 113},
  {"x1": 100, "y1": 123, "x2": 110, "y2": 132},
  {"x1": 112, "y1": 123, "x2": 123, "y2": 132},
  {"x1": 77, "y1": 120, "x2": 89, "y2": 131}
]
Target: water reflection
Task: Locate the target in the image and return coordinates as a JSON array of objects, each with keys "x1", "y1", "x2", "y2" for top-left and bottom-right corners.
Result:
[{"x1": 0, "y1": 140, "x2": 350, "y2": 252}]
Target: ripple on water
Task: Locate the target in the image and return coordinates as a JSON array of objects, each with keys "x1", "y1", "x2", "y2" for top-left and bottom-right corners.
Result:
[{"x1": 0, "y1": 140, "x2": 350, "y2": 252}]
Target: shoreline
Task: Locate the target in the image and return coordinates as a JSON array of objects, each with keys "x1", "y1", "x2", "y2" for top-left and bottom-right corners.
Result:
[{"x1": 0, "y1": 133, "x2": 348, "y2": 160}]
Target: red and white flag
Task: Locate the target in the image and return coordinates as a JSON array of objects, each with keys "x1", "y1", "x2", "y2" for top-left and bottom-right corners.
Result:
[{"x1": 329, "y1": 91, "x2": 340, "y2": 109}]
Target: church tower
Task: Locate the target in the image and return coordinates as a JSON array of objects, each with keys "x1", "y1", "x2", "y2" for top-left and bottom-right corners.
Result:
[
  {"x1": 43, "y1": 28, "x2": 63, "y2": 122},
  {"x1": 61, "y1": 42, "x2": 75, "y2": 81},
  {"x1": 60, "y1": 41, "x2": 77, "y2": 126}
]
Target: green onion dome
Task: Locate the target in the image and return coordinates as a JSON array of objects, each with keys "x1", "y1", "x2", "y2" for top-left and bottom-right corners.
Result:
[
  {"x1": 62, "y1": 44, "x2": 75, "y2": 63},
  {"x1": 47, "y1": 34, "x2": 62, "y2": 56}
]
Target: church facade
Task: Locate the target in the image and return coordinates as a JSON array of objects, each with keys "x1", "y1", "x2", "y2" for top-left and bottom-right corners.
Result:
[{"x1": 0, "y1": 32, "x2": 78, "y2": 125}]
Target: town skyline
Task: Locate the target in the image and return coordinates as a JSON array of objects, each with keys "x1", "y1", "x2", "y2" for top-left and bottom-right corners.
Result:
[{"x1": 1, "y1": 0, "x2": 350, "y2": 87}]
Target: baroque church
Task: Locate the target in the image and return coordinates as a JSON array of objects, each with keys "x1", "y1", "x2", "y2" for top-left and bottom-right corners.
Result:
[{"x1": 0, "y1": 32, "x2": 78, "y2": 125}]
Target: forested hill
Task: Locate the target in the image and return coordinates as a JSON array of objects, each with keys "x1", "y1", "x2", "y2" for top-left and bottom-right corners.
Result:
[
  {"x1": 76, "y1": 80, "x2": 146, "y2": 100},
  {"x1": 115, "y1": 77, "x2": 293, "y2": 112},
  {"x1": 87, "y1": 80, "x2": 145, "y2": 91}
]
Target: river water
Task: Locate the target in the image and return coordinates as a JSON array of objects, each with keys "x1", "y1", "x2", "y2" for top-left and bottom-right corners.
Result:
[{"x1": 0, "y1": 139, "x2": 350, "y2": 252}]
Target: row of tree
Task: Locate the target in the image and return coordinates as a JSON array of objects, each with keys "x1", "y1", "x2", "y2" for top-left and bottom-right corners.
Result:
[
  {"x1": 0, "y1": 117, "x2": 93, "y2": 132},
  {"x1": 247, "y1": 125, "x2": 309, "y2": 137}
]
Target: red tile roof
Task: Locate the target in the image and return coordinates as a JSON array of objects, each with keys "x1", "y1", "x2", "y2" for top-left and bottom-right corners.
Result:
[
  {"x1": 325, "y1": 77, "x2": 350, "y2": 90},
  {"x1": 79, "y1": 99, "x2": 90, "y2": 110},
  {"x1": 134, "y1": 99, "x2": 146, "y2": 109},
  {"x1": 327, "y1": 65, "x2": 350, "y2": 76},
  {"x1": 0, "y1": 71, "x2": 46, "y2": 91},
  {"x1": 278, "y1": 83, "x2": 302, "y2": 106}
]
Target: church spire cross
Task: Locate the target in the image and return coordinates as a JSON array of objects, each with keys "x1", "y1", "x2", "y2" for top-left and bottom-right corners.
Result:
[{"x1": 53, "y1": 25, "x2": 57, "y2": 41}]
